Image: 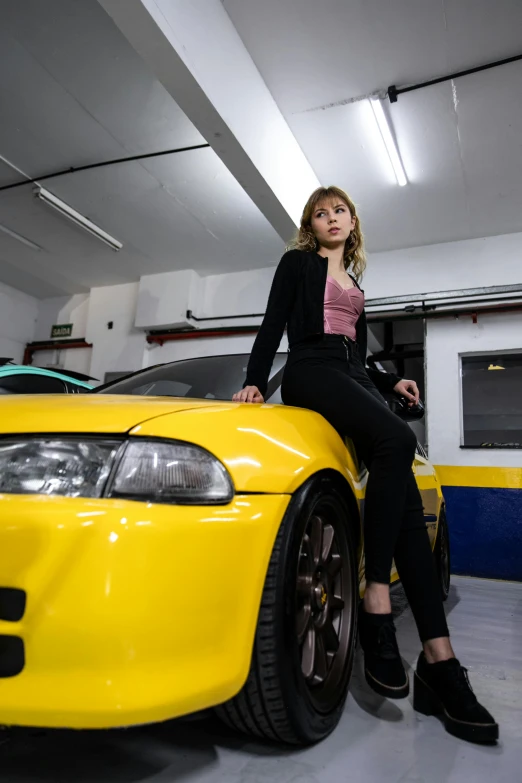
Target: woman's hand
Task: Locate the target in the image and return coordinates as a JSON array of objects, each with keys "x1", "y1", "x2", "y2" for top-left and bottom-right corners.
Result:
[
  {"x1": 232, "y1": 385, "x2": 265, "y2": 404},
  {"x1": 393, "y1": 379, "x2": 420, "y2": 406}
]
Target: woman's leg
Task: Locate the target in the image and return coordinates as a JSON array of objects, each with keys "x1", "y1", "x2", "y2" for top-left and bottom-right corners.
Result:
[
  {"x1": 350, "y1": 367, "x2": 454, "y2": 656},
  {"x1": 397, "y1": 476, "x2": 498, "y2": 741},
  {"x1": 283, "y1": 353, "x2": 499, "y2": 736},
  {"x1": 342, "y1": 359, "x2": 452, "y2": 651},
  {"x1": 283, "y1": 357, "x2": 418, "y2": 586},
  {"x1": 393, "y1": 472, "x2": 452, "y2": 656},
  {"x1": 283, "y1": 354, "x2": 419, "y2": 695}
]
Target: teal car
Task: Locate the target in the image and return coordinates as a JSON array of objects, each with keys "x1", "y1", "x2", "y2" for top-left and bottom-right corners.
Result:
[{"x1": 0, "y1": 360, "x2": 94, "y2": 395}]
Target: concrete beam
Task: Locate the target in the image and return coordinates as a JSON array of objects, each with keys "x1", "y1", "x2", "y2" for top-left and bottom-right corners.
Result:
[{"x1": 98, "y1": 0, "x2": 320, "y2": 240}]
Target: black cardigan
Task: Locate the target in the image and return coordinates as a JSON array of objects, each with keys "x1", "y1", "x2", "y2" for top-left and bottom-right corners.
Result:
[{"x1": 244, "y1": 249, "x2": 401, "y2": 398}]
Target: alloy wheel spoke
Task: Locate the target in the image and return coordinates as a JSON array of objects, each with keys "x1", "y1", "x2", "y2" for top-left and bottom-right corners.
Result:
[
  {"x1": 321, "y1": 523, "x2": 335, "y2": 565},
  {"x1": 297, "y1": 574, "x2": 313, "y2": 596},
  {"x1": 313, "y1": 633, "x2": 329, "y2": 684},
  {"x1": 322, "y1": 618, "x2": 340, "y2": 653},
  {"x1": 298, "y1": 535, "x2": 314, "y2": 583},
  {"x1": 328, "y1": 553, "x2": 342, "y2": 577},
  {"x1": 295, "y1": 498, "x2": 355, "y2": 707},
  {"x1": 302, "y1": 627, "x2": 316, "y2": 680},
  {"x1": 296, "y1": 602, "x2": 312, "y2": 644},
  {"x1": 330, "y1": 594, "x2": 345, "y2": 611},
  {"x1": 299, "y1": 534, "x2": 314, "y2": 576},
  {"x1": 310, "y1": 515, "x2": 324, "y2": 567}
]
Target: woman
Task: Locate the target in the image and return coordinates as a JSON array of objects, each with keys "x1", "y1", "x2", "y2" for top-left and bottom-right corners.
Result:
[{"x1": 233, "y1": 186, "x2": 498, "y2": 744}]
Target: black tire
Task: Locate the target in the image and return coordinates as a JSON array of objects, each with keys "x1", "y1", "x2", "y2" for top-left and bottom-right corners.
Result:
[
  {"x1": 215, "y1": 474, "x2": 359, "y2": 745},
  {"x1": 435, "y1": 506, "x2": 451, "y2": 601}
]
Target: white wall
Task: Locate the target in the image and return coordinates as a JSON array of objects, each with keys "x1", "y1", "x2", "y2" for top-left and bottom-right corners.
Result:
[
  {"x1": 0, "y1": 281, "x2": 38, "y2": 363},
  {"x1": 426, "y1": 311, "x2": 522, "y2": 467},
  {"x1": 34, "y1": 294, "x2": 90, "y2": 341},
  {"x1": 364, "y1": 232, "x2": 522, "y2": 298},
  {"x1": 33, "y1": 293, "x2": 92, "y2": 374},
  {"x1": 86, "y1": 282, "x2": 147, "y2": 384},
  {"x1": 146, "y1": 266, "x2": 286, "y2": 367},
  {"x1": 201, "y1": 267, "x2": 273, "y2": 321},
  {"x1": 136, "y1": 270, "x2": 202, "y2": 330},
  {"x1": 33, "y1": 284, "x2": 147, "y2": 383}
]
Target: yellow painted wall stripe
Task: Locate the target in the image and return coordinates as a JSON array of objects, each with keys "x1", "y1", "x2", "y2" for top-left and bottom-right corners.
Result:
[{"x1": 435, "y1": 465, "x2": 522, "y2": 490}]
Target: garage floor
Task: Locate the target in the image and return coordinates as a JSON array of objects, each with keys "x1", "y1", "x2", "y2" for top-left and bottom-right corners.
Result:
[{"x1": 1, "y1": 576, "x2": 520, "y2": 783}]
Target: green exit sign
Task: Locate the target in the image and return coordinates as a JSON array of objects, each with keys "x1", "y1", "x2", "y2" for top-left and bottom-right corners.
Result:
[{"x1": 51, "y1": 323, "x2": 73, "y2": 339}]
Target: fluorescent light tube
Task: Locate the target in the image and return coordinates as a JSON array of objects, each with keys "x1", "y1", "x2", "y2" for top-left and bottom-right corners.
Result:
[
  {"x1": 369, "y1": 98, "x2": 407, "y2": 187},
  {"x1": 33, "y1": 186, "x2": 123, "y2": 251},
  {"x1": 0, "y1": 223, "x2": 43, "y2": 251}
]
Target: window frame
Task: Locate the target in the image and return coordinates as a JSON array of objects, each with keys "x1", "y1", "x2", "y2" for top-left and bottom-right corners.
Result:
[
  {"x1": 459, "y1": 348, "x2": 522, "y2": 449},
  {"x1": 96, "y1": 353, "x2": 288, "y2": 401},
  {"x1": 0, "y1": 371, "x2": 67, "y2": 395}
]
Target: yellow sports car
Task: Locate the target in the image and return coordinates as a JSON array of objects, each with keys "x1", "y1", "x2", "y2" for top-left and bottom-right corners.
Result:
[{"x1": 0, "y1": 353, "x2": 450, "y2": 745}]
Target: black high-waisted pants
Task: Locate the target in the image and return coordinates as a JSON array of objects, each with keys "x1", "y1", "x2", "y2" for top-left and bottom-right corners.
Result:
[{"x1": 281, "y1": 334, "x2": 449, "y2": 643}]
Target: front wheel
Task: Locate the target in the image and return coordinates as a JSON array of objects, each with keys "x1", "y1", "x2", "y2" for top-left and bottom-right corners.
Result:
[
  {"x1": 435, "y1": 506, "x2": 451, "y2": 601},
  {"x1": 215, "y1": 475, "x2": 359, "y2": 745}
]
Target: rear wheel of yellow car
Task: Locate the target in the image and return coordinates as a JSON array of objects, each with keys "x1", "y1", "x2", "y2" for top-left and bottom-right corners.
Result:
[{"x1": 215, "y1": 473, "x2": 359, "y2": 745}]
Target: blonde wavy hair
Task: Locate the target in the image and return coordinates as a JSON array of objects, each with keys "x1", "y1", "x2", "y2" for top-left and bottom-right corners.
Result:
[{"x1": 289, "y1": 186, "x2": 366, "y2": 281}]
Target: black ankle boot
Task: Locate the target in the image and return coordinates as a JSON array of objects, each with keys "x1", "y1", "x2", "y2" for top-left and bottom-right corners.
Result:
[
  {"x1": 414, "y1": 652, "x2": 499, "y2": 743},
  {"x1": 358, "y1": 603, "x2": 409, "y2": 699}
]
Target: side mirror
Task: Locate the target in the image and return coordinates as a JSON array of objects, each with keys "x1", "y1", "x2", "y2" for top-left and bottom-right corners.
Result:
[{"x1": 383, "y1": 392, "x2": 425, "y2": 421}]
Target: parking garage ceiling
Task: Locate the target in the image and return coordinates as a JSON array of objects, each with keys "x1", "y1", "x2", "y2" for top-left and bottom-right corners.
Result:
[{"x1": 1, "y1": 0, "x2": 522, "y2": 297}]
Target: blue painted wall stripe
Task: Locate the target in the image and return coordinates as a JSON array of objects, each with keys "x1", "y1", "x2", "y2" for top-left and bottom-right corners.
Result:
[{"x1": 442, "y1": 486, "x2": 522, "y2": 581}]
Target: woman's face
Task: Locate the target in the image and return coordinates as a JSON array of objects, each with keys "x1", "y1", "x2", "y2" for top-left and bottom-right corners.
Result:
[{"x1": 310, "y1": 199, "x2": 355, "y2": 248}]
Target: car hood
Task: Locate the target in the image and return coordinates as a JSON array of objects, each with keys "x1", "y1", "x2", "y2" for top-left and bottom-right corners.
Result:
[{"x1": 0, "y1": 394, "x2": 224, "y2": 434}]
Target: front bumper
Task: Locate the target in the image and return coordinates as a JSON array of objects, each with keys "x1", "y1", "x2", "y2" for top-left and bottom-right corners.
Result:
[{"x1": 0, "y1": 492, "x2": 289, "y2": 728}]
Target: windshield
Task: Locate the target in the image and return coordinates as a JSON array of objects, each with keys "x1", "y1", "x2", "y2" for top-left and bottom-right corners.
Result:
[{"x1": 96, "y1": 354, "x2": 287, "y2": 402}]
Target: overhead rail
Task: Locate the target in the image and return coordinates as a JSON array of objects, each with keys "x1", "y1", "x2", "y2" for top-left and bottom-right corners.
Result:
[
  {"x1": 0, "y1": 144, "x2": 210, "y2": 193},
  {"x1": 387, "y1": 51, "x2": 522, "y2": 102}
]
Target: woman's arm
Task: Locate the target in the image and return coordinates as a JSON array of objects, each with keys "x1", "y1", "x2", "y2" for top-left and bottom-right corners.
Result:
[
  {"x1": 366, "y1": 366, "x2": 402, "y2": 393},
  {"x1": 243, "y1": 251, "x2": 298, "y2": 398}
]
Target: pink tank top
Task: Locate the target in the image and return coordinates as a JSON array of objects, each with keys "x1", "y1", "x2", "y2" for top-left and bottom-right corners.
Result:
[{"x1": 324, "y1": 275, "x2": 365, "y2": 340}]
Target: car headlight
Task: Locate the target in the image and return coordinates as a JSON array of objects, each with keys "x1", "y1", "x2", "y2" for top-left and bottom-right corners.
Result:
[
  {"x1": 108, "y1": 441, "x2": 233, "y2": 503},
  {"x1": 0, "y1": 438, "x2": 234, "y2": 504},
  {"x1": 0, "y1": 439, "x2": 119, "y2": 498}
]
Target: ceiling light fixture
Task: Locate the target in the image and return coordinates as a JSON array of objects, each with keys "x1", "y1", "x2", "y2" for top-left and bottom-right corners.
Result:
[
  {"x1": 0, "y1": 222, "x2": 43, "y2": 251},
  {"x1": 33, "y1": 186, "x2": 123, "y2": 251},
  {"x1": 369, "y1": 97, "x2": 407, "y2": 187}
]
